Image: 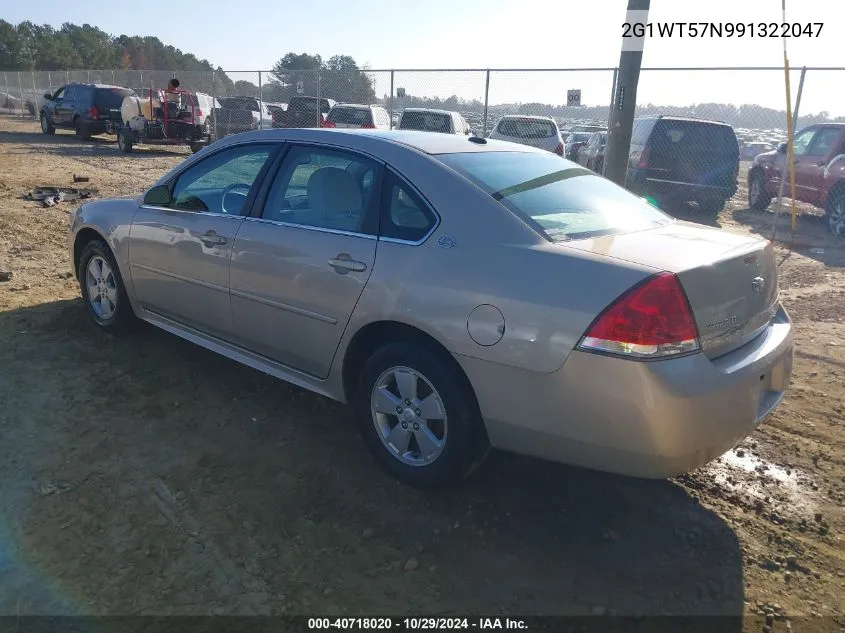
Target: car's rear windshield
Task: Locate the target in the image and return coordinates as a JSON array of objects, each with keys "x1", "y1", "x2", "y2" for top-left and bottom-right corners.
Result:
[
  {"x1": 219, "y1": 97, "x2": 259, "y2": 112},
  {"x1": 653, "y1": 120, "x2": 738, "y2": 154},
  {"x1": 327, "y1": 107, "x2": 372, "y2": 125},
  {"x1": 497, "y1": 118, "x2": 557, "y2": 139},
  {"x1": 438, "y1": 151, "x2": 671, "y2": 242},
  {"x1": 94, "y1": 88, "x2": 134, "y2": 110},
  {"x1": 568, "y1": 133, "x2": 592, "y2": 143},
  {"x1": 400, "y1": 111, "x2": 451, "y2": 134}
]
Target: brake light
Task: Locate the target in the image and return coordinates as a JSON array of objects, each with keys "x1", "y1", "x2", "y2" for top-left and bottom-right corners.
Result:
[
  {"x1": 637, "y1": 147, "x2": 650, "y2": 169},
  {"x1": 577, "y1": 273, "x2": 700, "y2": 359},
  {"x1": 322, "y1": 119, "x2": 336, "y2": 128},
  {"x1": 88, "y1": 106, "x2": 99, "y2": 119},
  {"x1": 361, "y1": 121, "x2": 375, "y2": 129},
  {"x1": 554, "y1": 142, "x2": 564, "y2": 156},
  {"x1": 196, "y1": 108, "x2": 203, "y2": 118}
]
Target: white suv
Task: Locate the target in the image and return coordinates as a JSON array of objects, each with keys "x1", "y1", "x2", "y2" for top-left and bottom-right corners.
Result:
[
  {"x1": 397, "y1": 108, "x2": 471, "y2": 135},
  {"x1": 488, "y1": 115, "x2": 564, "y2": 155},
  {"x1": 324, "y1": 104, "x2": 391, "y2": 129}
]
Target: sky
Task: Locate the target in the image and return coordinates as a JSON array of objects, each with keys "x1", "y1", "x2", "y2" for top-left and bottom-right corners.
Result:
[{"x1": 4, "y1": 0, "x2": 843, "y2": 116}]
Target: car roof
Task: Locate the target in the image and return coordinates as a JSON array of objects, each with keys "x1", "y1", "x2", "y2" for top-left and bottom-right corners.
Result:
[
  {"x1": 500, "y1": 114, "x2": 555, "y2": 121},
  {"x1": 334, "y1": 103, "x2": 382, "y2": 109},
  {"x1": 638, "y1": 115, "x2": 731, "y2": 126},
  {"x1": 68, "y1": 83, "x2": 131, "y2": 91},
  {"x1": 402, "y1": 108, "x2": 456, "y2": 115},
  {"x1": 216, "y1": 128, "x2": 544, "y2": 156}
]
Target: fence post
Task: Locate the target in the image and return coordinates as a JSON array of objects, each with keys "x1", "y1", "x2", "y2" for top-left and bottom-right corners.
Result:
[
  {"x1": 316, "y1": 68, "x2": 321, "y2": 128},
  {"x1": 772, "y1": 66, "x2": 807, "y2": 241},
  {"x1": 139, "y1": 70, "x2": 143, "y2": 92},
  {"x1": 66, "y1": 70, "x2": 70, "y2": 84},
  {"x1": 111, "y1": 70, "x2": 115, "y2": 85},
  {"x1": 604, "y1": 67, "x2": 619, "y2": 176},
  {"x1": 31, "y1": 72, "x2": 39, "y2": 115},
  {"x1": 389, "y1": 70, "x2": 395, "y2": 129},
  {"x1": 482, "y1": 69, "x2": 490, "y2": 136},
  {"x1": 17, "y1": 72, "x2": 25, "y2": 116},
  {"x1": 258, "y1": 71, "x2": 263, "y2": 130},
  {"x1": 87, "y1": 70, "x2": 90, "y2": 83},
  {"x1": 211, "y1": 69, "x2": 217, "y2": 142}
]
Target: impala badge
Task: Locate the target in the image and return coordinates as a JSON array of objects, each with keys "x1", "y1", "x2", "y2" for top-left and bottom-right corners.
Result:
[{"x1": 752, "y1": 276, "x2": 765, "y2": 293}]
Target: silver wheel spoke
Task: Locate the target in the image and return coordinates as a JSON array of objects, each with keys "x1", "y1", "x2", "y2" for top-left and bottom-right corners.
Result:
[
  {"x1": 372, "y1": 386, "x2": 403, "y2": 415},
  {"x1": 87, "y1": 280, "x2": 99, "y2": 299},
  {"x1": 414, "y1": 425, "x2": 442, "y2": 460},
  {"x1": 105, "y1": 285, "x2": 118, "y2": 303},
  {"x1": 394, "y1": 369, "x2": 417, "y2": 402},
  {"x1": 386, "y1": 423, "x2": 412, "y2": 455},
  {"x1": 417, "y1": 393, "x2": 445, "y2": 420}
]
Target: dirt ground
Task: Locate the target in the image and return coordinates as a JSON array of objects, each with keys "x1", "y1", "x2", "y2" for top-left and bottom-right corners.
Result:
[{"x1": 0, "y1": 116, "x2": 843, "y2": 629}]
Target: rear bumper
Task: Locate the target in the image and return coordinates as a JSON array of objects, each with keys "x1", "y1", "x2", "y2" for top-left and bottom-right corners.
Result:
[
  {"x1": 457, "y1": 305, "x2": 793, "y2": 478},
  {"x1": 628, "y1": 170, "x2": 737, "y2": 201}
]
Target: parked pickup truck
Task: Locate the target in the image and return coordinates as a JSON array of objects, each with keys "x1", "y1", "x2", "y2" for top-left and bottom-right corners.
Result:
[
  {"x1": 211, "y1": 96, "x2": 274, "y2": 137},
  {"x1": 272, "y1": 96, "x2": 335, "y2": 128},
  {"x1": 748, "y1": 123, "x2": 845, "y2": 236}
]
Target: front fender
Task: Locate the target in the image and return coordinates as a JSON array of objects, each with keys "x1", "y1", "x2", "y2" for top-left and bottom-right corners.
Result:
[{"x1": 70, "y1": 197, "x2": 142, "y2": 314}]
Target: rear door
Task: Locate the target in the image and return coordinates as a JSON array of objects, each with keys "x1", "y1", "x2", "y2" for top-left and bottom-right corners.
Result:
[
  {"x1": 229, "y1": 144, "x2": 382, "y2": 378},
  {"x1": 646, "y1": 119, "x2": 738, "y2": 188},
  {"x1": 129, "y1": 142, "x2": 278, "y2": 338}
]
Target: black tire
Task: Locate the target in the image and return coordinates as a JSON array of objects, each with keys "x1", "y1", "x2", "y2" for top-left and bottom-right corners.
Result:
[
  {"x1": 189, "y1": 143, "x2": 203, "y2": 154},
  {"x1": 77, "y1": 239, "x2": 134, "y2": 332},
  {"x1": 354, "y1": 342, "x2": 489, "y2": 489},
  {"x1": 117, "y1": 129, "x2": 133, "y2": 153},
  {"x1": 40, "y1": 113, "x2": 55, "y2": 135},
  {"x1": 748, "y1": 170, "x2": 771, "y2": 211},
  {"x1": 825, "y1": 188, "x2": 845, "y2": 238},
  {"x1": 74, "y1": 118, "x2": 91, "y2": 141}
]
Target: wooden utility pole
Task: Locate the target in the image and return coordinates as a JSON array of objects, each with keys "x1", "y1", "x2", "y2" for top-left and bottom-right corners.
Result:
[{"x1": 604, "y1": 0, "x2": 650, "y2": 186}]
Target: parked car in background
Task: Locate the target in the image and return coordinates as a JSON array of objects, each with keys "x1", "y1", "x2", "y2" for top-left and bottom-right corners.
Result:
[
  {"x1": 272, "y1": 96, "x2": 336, "y2": 128},
  {"x1": 265, "y1": 103, "x2": 287, "y2": 123},
  {"x1": 741, "y1": 141, "x2": 775, "y2": 161},
  {"x1": 324, "y1": 104, "x2": 391, "y2": 129},
  {"x1": 40, "y1": 83, "x2": 135, "y2": 140},
  {"x1": 69, "y1": 128, "x2": 793, "y2": 489},
  {"x1": 397, "y1": 108, "x2": 471, "y2": 135},
  {"x1": 748, "y1": 123, "x2": 845, "y2": 236},
  {"x1": 212, "y1": 96, "x2": 274, "y2": 137},
  {"x1": 576, "y1": 131, "x2": 607, "y2": 173},
  {"x1": 487, "y1": 115, "x2": 564, "y2": 155},
  {"x1": 564, "y1": 131, "x2": 596, "y2": 161},
  {"x1": 626, "y1": 115, "x2": 740, "y2": 214},
  {"x1": 186, "y1": 92, "x2": 219, "y2": 132}
]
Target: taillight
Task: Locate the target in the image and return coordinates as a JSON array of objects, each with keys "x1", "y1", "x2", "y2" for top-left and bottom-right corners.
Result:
[
  {"x1": 361, "y1": 121, "x2": 375, "y2": 129},
  {"x1": 196, "y1": 108, "x2": 203, "y2": 118},
  {"x1": 88, "y1": 106, "x2": 99, "y2": 119},
  {"x1": 322, "y1": 119, "x2": 336, "y2": 128},
  {"x1": 637, "y1": 147, "x2": 650, "y2": 169},
  {"x1": 577, "y1": 273, "x2": 700, "y2": 359},
  {"x1": 554, "y1": 142, "x2": 564, "y2": 156}
]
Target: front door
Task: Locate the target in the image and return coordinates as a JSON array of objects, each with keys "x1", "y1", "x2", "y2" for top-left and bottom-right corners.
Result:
[
  {"x1": 796, "y1": 127, "x2": 845, "y2": 205},
  {"x1": 129, "y1": 143, "x2": 277, "y2": 337},
  {"x1": 229, "y1": 144, "x2": 381, "y2": 378}
]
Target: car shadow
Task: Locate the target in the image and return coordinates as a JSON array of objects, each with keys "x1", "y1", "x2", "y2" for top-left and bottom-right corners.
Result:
[
  {"x1": 0, "y1": 299, "x2": 744, "y2": 622},
  {"x1": 0, "y1": 129, "x2": 188, "y2": 158},
  {"x1": 654, "y1": 199, "x2": 722, "y2": 228}
]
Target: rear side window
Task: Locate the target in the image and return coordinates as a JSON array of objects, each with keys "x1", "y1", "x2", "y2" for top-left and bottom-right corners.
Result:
[
  {"x1": 327, "y1": 108, "x2": 372, "y2": 126},
  {"x1": 630, "y1": 119, "x2": 655, "y2": 145},
  {"x1": 381, "y1": 172, "x2": 437, "y2": 242},
  {"x1": 400, "y1": 111, "x2": 452, "y2": 134},
  {"x1": 651, "y1": 120, "x2": 738, "y2": 155},
  {"x1": 807, "y1": 128, "x2": 843, "y2": 156},
  {"x1": 95, "y1": 88, "x2": 134, "y2": 110},
  {"x1": 438, "y1": 151, "x2": 670, "y2": 242},
  {"x1": 497, "y1": 118, "x2": 557, "y2": 139}
]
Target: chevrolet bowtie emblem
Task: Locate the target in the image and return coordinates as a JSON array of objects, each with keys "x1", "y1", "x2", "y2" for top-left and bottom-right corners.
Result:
[{"x1": 752, "y1": 276, "x2": 765, "y2": 293}]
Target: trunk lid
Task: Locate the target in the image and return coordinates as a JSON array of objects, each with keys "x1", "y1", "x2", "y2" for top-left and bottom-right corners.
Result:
[{"x1": 565, "y1": 221, "x2": 779, "y2": 358}]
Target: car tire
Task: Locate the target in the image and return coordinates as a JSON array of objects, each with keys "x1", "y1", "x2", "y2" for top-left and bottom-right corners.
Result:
[
  {"x1": 40, "y1": 113, "x2": 55, "y2": 135},
  {"x1": 77, "y1": 239, "x2": 134, "y2": 332},
  {"x1": 74, "y1": 119, "x2": 91, "y2": 141},
  {"x1": 189, "y1": 143, "x2": 203, "y2": 154},
  {"x1": 117, "y1": 129, "x2": 134, "y2": 153},
  {"x1": 748, "y1": 171, "x2": 771, "y2": 211},
  {"x1": 354, "y1": 341, "x2": 489, "y2": 489},
  {"x1": 825, "y1": 189, "x2": 845, "y2": 237}
]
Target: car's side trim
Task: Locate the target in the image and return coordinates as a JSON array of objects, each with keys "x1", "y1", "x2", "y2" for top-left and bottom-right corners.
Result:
[
  {"x1": 138, "y1": 205, "x2": 247, "y2": 219},
  {"x1": 131, "y1": 262, "x2": 229, "y2": 294},
  {"x1": 229, "y1": 287, "x2": 338, "y2": 324},
  {"x1": 142, "y1": 310, "x2": 336, "y2": 399},
  {"x1": 241, "y1": 216, "x2": 377, "y2": 241}
]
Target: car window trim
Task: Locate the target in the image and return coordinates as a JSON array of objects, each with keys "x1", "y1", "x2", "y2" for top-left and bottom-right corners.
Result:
[
  {"x1": 139, "y1": 141, "x2": 284, "y2": 217},
  {"x1": 247, "y1": 141, "x2": 385, "y2": 239},
  {"x1": 379, "y1": 168, "x2": 441, "y2": 246}
]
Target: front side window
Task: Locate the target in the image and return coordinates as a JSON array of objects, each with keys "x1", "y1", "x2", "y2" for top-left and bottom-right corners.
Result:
[
  {"x1": 169, "y1": 144, "x2": 274, "y2": 215},
  {"x1": 262, "y1": 145, "x2": 380, "y2": 234},
  {"x1": 52, "y1": 87, "x2": 65, "y2": 100},
  {"x1": 438, "y1": 151, "x2": 671, "y2": 242},
  {"x1": 791, "y1": 128, "x2": 816, "y2": 156}
]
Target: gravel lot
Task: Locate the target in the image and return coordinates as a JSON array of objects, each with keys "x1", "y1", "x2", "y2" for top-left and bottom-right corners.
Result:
[{"x1": 0, "y1": 117, "x2": 843, "y2": 630}]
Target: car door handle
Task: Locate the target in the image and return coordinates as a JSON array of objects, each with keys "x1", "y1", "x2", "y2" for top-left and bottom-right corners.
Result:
[
  {"x1": 200, "y1": 230, "x2": 227, "y2": 247},
  {"x1": 328, "y1": 256, "x2": 367, "y2": 273}
]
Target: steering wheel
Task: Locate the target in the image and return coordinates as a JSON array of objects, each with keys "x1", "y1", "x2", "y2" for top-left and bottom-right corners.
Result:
[{"x1": 221, "y1": 183, "x2": 252, "y2": 215}]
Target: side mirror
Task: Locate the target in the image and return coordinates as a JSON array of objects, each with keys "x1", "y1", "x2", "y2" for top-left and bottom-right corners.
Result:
[
  {"x1": 43, "y1": 92, "x2": 52, "y2": 100},
  {"x1": 777, "y1": 142, "x2": 787, "y2": 154},
  {"x1": 143, "y1": 184, "x2": 171, "y2": 206}
]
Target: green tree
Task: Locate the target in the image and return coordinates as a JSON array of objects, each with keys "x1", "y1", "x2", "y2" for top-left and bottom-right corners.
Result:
[{"x1": 269, "y1": 52, "x2": 377, "y2": 103}]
